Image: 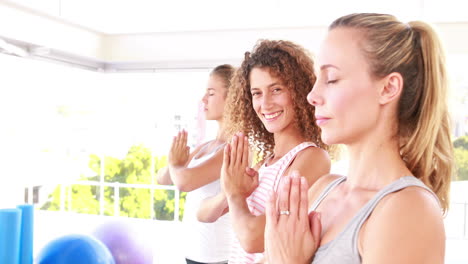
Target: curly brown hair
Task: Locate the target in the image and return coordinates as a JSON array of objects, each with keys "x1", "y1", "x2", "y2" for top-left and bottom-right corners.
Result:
[{"x1": 224, "y1": 39, "x2": 328, "y2": 161}]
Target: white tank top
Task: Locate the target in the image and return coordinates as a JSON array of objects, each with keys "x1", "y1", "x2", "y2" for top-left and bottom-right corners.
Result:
[{"x1": 183, "y1": 144, "x2": 234, "y2": 263}]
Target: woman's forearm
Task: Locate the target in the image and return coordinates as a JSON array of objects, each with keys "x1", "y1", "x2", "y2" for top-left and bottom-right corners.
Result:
[
  {"x1": 197, "y1": 192, "x2": 229, "y2": 223},
  {"x1": 156, "y1": 167, "x2": 173, "y2": 185},
  {"x1": 227, "y1": 195, "x2": 266, "y2": 253}
]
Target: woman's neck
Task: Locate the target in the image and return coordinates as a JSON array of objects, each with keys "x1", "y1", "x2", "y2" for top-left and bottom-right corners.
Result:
[
  {"x1": 215, "y1": 119, "x2": 228, "y2": 143},
  {"x1": 271, "y1": 127, "x2": 305, "y2": 160},
  {"x1": 345, "y1": 135, "x2": 411, "y2": 190}
]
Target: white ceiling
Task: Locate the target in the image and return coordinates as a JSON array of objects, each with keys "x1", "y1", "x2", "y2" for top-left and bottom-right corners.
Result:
[
  {"x1": 1, "y1": 0, "x2": 468, "y2": 72},
  {"x1": 5, "y1": 0, "x2": 468, "y2": 34}
]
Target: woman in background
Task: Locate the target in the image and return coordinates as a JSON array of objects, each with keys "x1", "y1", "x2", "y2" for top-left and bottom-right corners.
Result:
[{"x1": 157, "y1": 64, "x2": 235, "y2": 264}]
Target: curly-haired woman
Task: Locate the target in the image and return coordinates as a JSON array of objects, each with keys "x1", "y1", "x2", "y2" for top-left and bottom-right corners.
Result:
[{"x1": 198, "y1": 39, "x2": 332, "y2": 263}]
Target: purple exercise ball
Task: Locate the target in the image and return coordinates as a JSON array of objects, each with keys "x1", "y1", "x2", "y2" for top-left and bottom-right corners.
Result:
[{"x1": 92, "y1": 220, "x2": 153, "y2": 264}]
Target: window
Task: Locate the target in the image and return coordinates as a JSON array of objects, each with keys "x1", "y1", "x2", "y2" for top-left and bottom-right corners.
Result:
[{"x1": 0, "y1": 53, "x2": 213, "y2": 220}]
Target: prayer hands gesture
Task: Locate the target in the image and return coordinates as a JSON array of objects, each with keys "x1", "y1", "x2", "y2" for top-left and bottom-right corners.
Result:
[
  {"x1": 221, "y1": 132, "x2": 259, "y2": 199},
  {"x1": 264, "y1": 171, "x2": 322, "y2": 264}
]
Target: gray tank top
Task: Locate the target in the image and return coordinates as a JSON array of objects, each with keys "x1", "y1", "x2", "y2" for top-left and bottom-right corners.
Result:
[{"x1": 310, "y1": 176, "x2": 438, "y2": 264}]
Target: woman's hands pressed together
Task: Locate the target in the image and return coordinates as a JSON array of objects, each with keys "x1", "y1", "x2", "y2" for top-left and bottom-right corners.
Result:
[
  {"x1": 264, "y1": 171, "x2": 322, "y2": 264},
  {"x1": 221, "y1": 132, "x2": 259, "y2": 199}
]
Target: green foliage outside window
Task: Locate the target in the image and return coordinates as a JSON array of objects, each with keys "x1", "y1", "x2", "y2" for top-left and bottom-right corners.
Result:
[
  {"x1": 454, "y1": 135, "x2": 468, "y2": 181},
  {"x1": 41, "y1": 145, "x2": 186, "y2": 220}
]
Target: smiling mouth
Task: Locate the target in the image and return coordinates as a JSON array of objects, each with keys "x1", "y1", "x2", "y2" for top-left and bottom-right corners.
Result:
[{"x1": 263, "y1": 111, "x2": 283, "y2": 121}]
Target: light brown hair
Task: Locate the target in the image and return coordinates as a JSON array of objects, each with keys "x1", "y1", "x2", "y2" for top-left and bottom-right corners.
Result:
[
  {"x1": 330, "y1": 13, "x2": 454, "y2": 212},
  {"x1": 210, "y1": 64, "x2": 235, "y2": 92}
]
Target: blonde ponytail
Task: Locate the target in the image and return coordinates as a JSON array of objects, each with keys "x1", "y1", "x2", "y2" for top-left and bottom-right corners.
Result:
[
  {"x1": 330, "y1": 14, "x2": 454, "y2": 213},
  {"x1": 401, "y1": 22, "x2": 454, "y2": 213}
]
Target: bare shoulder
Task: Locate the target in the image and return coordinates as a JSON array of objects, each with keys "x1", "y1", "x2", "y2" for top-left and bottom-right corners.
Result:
[
  {"x1": 307, "y1": 174, "x2": 343, "y2": 205},
  {"x1": 370, "y1": 186, "x2": 442, "y2": 226},
  {"x1": 293, "y1": 146, "x2": 331, "y2": 168},
  {"x1": 361, "y1": 186, "x2": 444, "y2": 263},
  {"x1": 289, "y1": 147, "x2": 331, "y2": 182}
]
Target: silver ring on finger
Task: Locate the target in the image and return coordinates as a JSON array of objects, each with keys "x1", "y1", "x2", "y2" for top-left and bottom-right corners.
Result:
[{"x1": 279, "y1": 210, "x2": 290, "y2": 216}]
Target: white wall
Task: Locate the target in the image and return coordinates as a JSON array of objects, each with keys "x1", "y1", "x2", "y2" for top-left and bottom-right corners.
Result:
[
  {"x1": 1, "y1": 1, "x2": 468, "y2": 71},
  {"x1": 0, "y1": 1, "x2": 103, "y2": 60}
]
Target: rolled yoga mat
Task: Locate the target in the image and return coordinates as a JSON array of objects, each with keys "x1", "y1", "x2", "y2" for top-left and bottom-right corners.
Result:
[
  {"x1": 0, "y1": 208, "x2": 22, "y2": 264},
  {"x1": 17, "y1": 204, "x2": 34, "y2": 264}
]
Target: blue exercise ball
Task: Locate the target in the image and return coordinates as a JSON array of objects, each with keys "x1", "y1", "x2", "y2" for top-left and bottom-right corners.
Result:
[{"x1": 36, "y1": 234, "x2": 115, "y2": 264}]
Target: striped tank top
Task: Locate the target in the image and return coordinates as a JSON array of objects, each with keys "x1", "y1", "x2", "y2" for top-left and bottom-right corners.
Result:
[
  {"x1": 229, "y1": 142, "x2": 317, "y2": 264},
  {"x1": 310, "y1": 175, "x2": 439, "y2": 264}
]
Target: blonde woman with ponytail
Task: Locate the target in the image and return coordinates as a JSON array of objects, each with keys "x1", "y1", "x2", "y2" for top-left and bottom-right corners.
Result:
[{"x1": 264, "y1": 13, "x2": 454, "y2": 264}]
